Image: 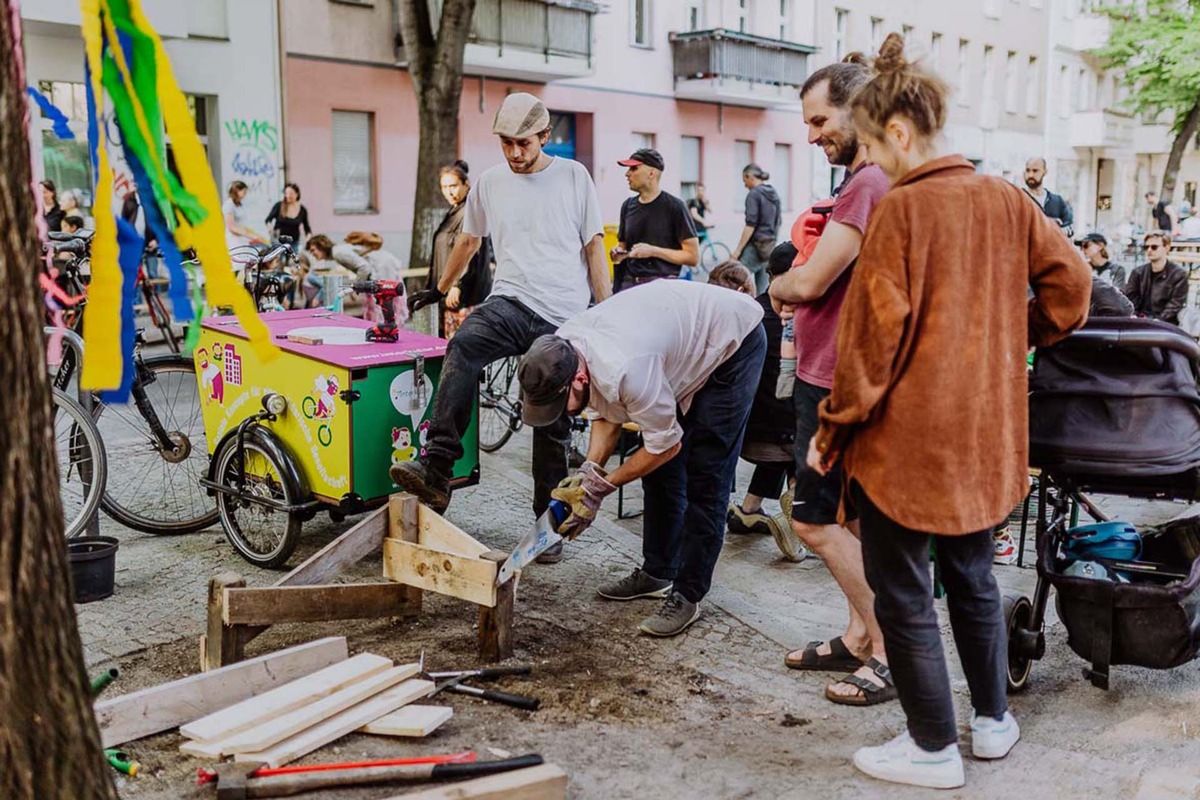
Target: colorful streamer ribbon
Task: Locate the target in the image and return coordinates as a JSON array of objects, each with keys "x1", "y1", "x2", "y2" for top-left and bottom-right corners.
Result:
[
  {"x1": 78, "y1": 0, "x2": 277, "y2": 395},
  {"x1": 26, "y1": 86, "x2": 75, "y2": 139}
]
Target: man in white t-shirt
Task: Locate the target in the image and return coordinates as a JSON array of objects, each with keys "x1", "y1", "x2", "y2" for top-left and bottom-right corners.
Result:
[
  {"x1": 517, "y1": 281, "x2": 766, "y2": 636},
  {"x1": 396, "y1": 93, "x2": 611, "y2": 562}
]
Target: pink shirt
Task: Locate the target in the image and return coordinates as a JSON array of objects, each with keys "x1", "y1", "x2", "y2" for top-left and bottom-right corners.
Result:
[{"x1": 793, "y1": 164, "x2": 891, "y2": 388}]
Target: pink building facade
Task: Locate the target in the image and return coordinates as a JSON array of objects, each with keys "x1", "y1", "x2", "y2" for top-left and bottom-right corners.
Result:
[{"x1": 282, "y1": 0, "x2": 816, "y2": 265}]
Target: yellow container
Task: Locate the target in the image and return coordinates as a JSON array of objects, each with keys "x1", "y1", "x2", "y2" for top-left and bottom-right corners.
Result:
[{"x1": 603, "y1": 223, "x2": 620, "y2": 277}]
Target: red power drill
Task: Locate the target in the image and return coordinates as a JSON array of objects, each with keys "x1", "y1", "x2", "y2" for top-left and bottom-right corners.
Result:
[{"x1": 352, "y1": 280, "x2": 402, "y2": 343}]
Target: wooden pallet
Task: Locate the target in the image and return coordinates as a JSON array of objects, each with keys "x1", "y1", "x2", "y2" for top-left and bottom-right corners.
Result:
[{"x1": 200, "y1": 494, "x2": 515, "y2": 670}]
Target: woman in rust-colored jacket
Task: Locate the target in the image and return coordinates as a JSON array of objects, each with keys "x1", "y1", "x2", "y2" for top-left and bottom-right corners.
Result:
[{"x1": 806, "y1": 34, "x2": 1091, "y2": 790}]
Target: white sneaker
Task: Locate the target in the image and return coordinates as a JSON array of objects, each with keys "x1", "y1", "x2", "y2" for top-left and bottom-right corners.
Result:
[
  {"x1": 971, "y1": 711, "x2": 1020, "y2": 759},
  {"x1": 853, "y1": 731, "x2": 965, "y2": 789},
  {"x1": 993, "y1": 524, "x2": 1019, "y2": 565}
]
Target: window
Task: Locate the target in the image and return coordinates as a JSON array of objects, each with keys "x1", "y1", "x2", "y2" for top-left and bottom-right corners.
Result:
[
  {"x1": 774, "y1": 144, "x2": 792, "y2": 211},
  {"x1": 870, "y1": 18, "x2": 883, "y2": 50},
  {"x1": 632, "y1": 131, "x2": 656, "y2": 150},
  {"x1": 930, "y1": 33, "x2": 942, "y2": 68},
  {"x1": 35, "y1": 81, "x2": 92, "y2": 214},
  {"x1": 734, "y1": 139, "x2": 753, "y2": 211},
  {"x1": 1004, "y1": 51, "x2": 1018, "y2": 113},
  {"x1": 332, "y1": 110, "x2": 374, "y2": 214},
  {"x1": 187, "y1": 0, "x2": 228, "y2": 39},
  {"x1": 780, "y1": 0, "x2": 790, "y2": 39},
  {"x1": 956, "y1": 39, "x2": 969, "y2": 101},
  {"x1": 737, "y1": 0, "x2": 749, "y2": 34},
  {"x1": 680, "y1": 136, "x2": 702, "y2": 200},
  {"x1": 1059, "y1": 65, "x2": 1071, "y2": 119},
  {"x1": 834, "y1": 9, "x2": 849, "y2": 61},
  {"x1": 902, "y1": 25, "x2": 913, "y2": 43},
  {"x1": 983, "y1": 45, "x2": 995, "y2": 105},
  {"x1": 631, "y1": 0, "x2": 651, "y2": 47},
  {"x1": 1025, "y1": 56, "x2": 1039, "y2": 116},
  {"x1": 984, "y1": 0, "x2": 1000, "y2": 18},
  {"x1": 1185, "y1": 181, "x2": 1197, "y2": 208},
  {"x1": 1076, "y1": 67, "x2": 1087, "y2": 111},
  {"x1": 685, "y1": 0, "x2": 702, "y2": 31}
]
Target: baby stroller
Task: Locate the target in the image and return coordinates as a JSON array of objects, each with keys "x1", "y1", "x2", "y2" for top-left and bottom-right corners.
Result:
[{"x1": 1007, "y1": 317, "x2": 1200, "y2": 691}]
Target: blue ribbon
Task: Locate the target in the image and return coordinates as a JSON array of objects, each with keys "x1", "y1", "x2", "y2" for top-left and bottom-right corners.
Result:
[{"x1": 27, "y1": 86, "x2": 75, "y2": 140}]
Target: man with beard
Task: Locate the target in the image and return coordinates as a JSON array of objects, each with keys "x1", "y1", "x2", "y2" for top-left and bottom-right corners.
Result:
[
  {"x1": 769, "y1": 55, "x2": 895, "y2": 707},
  {"x1": 1022, "y1": 157, "x2": 1073, "y2": 237}
]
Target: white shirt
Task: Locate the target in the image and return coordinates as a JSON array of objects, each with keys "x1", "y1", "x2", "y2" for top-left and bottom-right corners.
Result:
[
  {"x1": 223, "y1": 197, "x2": 253, "y2": 251},
  {"x1": 557, "y1": 281, "x2": 764, "y2": 454},
  {"x1": 463, "y1": 157, "x2": 603, "y2": 325},
  {"x1": 1180, "y1": 215, "x2": 1200, "y2": 240}
]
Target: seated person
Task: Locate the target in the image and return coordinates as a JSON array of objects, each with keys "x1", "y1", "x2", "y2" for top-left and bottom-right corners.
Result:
[
  {"x1": 1125, "y1": 230, "x2": 1188, "y2": 325},
  {"x1": 298, "y1": 234, "x2": 358, "y2": 308}
]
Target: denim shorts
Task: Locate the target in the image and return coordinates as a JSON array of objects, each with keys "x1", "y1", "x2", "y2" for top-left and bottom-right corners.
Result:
[{"x1": 791, "y1": 378, "x2": 852, "y2": 525}]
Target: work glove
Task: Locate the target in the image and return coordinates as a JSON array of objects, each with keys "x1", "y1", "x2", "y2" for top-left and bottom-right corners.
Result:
[
  {"x1": 550, "y1": 461, "x2": 617, "y2": 540},
  {"x1": 407, "y1": 287, "x2": 445, "y2": 315}
]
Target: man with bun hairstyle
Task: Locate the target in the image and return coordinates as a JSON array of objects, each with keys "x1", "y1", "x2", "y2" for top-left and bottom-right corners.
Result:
[
  {"x1": 809, "y1": 33, "x2": 1089, "y2": 788},
  {"x1": 397, "y1": 93, "x2": 610, "y2": 566}
]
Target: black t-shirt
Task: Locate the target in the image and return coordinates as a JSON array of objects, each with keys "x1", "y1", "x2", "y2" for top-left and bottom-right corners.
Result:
[
  {"x1": 686, "y1": 197, "x2": 708, "y2": 231},
  {"x1": 1154, "y1": 201, "x2": 1172, "y2": 231},
  {"x1": 617, "y1": 191, "x2": 696, "y2": 284},
  {"x1": 266, "y1": 202, "x2": 312, "y2": 244}
]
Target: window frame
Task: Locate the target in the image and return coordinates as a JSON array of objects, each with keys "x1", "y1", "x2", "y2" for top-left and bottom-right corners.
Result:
[{"x1": 331, "y1": 109, "x2": 377, "y2": 215}]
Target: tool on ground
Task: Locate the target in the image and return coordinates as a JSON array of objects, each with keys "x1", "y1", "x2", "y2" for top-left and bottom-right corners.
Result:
[
  {"x1": 105, "y1": 748, "x2": 139, "y2": 776},
  {"x1": 205, "y1": 755, "x2": 543, "y2": 798},
  {"x1": 351, "y1": 280, "x2": 402, "y2": 343},
  {"x1": 91, "y1": 667, "x2": 119, "y2": 697},
  {"x1": 196, "y1": 752, "x2": 476, "y2": 786},
  {"x1": 417, "y1": 650, "x2": 540, "y2": 711},
  {"x1": 496, "y1": 499, "x2": 569, "y2": 585},
  {"x1": 425, "y1": 665, "x2": 533, "y2": 680}
]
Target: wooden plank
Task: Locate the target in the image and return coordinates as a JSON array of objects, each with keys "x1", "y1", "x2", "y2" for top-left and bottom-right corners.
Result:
[
  {"x1": 233, "y1": 678, "x2": 436, "y2": 768},
  {"x1": 382, "y1": 539, "x2": 498, "y2": 608},
  {"x1": 95, "y1": 637, "x2": 348, "y2": 748},
  {"x1": 179, "y1": 653, "x2": 392, "y2": 742},
  {"x1": 393, "y1": 494, "x2": 423, "y2": 613},
  {"x1": 379, "y1": 764, "x2": 568, "y2": 800},
  {"x1": 479, "y1": 574, "x2": 515, "y2": 662},
  {"x1": 359, "y1": 704, "x2": 452, "y2": 737},
  {"x1": 277, "y1": 505, "x2": 388, "y2": 588},
  {"x1": 416, "y1": 503, "x2": 490, "y2": 558},
  {"x1": 204, "y1": 573, "x2": 246, "y2": 671},
  {"x1": 222, "y1": 582, "x2": 415, "y2": 626},
  {"x1": 203, "y1": 663, "x2": 419, "y2": 757}
]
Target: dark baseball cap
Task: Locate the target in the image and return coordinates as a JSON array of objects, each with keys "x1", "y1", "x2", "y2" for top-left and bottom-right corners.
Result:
[
  {"x1": 1074, "y1": 232, "x2": 1107, "y2": 247},
  {"x1": 768, "y1": 242, "x2": 798, "y2": 276},
  {"x1": 617, "y1": 148, "x2": 665, "y2": 171},
  {"x1": 519, "y1": 335, "x2": 579, "y2": 427}
]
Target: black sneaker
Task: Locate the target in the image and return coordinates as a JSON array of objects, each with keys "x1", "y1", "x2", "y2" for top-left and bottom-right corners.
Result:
[
  {"x1": 727, "y1": 504, "x2": 774, "y2": 535},
  {"x1": 597, "y1": 568, "x2": 672, "y2": 601},
  {"x1": 390, "y1": 459, "x2": 451, "y2": 513}
]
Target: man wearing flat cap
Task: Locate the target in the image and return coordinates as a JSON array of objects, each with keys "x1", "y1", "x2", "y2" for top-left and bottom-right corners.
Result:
[
  {"x1": 397, "y1": 92, "x2": 611, "y2": 565},
  {"x1": 611, "y1": 148, "x2": 699, "y2": 291},
  {"x1": 518, "y1": 280, "x2": 765, "y2": 636}
]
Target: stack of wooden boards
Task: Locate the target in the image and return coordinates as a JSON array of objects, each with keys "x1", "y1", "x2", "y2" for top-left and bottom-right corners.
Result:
[{"x1": 178, "y1": 652, "x2": 450, "y2": 767}]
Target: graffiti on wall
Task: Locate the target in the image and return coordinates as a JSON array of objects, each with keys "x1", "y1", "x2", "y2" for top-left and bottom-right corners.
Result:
[{"x1": 226, "y1": 118, "x2": 279, "y2": 182}]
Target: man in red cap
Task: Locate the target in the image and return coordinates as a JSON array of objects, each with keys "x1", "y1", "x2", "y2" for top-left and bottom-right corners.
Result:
[{"x1": 611, "y1": 148, "x2": 699, "y2": 291}]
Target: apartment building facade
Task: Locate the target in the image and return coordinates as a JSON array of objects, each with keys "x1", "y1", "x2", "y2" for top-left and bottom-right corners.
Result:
[
  {"x1": 281, "y1": 0, "x2": 818, "y2": 261},
  {"x1": 25, "y1": 0, "x2": 287, "y2": 230}
]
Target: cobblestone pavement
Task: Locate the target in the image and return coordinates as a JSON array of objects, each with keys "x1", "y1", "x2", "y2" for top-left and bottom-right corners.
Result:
[{"x1": 78, "y1": 411, "x2": 1200, "y2": 798}]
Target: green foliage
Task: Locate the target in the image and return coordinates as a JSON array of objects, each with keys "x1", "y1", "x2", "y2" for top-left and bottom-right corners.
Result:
[{"x1": 1098, "y1": 0, "x2": 1200, "y2": 132}]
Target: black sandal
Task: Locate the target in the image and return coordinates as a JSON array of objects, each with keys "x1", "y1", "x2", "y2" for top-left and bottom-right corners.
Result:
[
  {"x1": 824, "y1": 658, "x2": 899, "y2": 706},
  {"x1": 784, "y1": 636, "x2": 865, "y2": 672}
]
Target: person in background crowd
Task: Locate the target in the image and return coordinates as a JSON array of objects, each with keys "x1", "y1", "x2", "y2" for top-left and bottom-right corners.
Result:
[
  {"x1": 41, "y1": 179, "x2": 65, "y2": 232},
  {"x1": 519, "y1": 280, "x2": 765, "y2": 637},
  {"x1": 771, "y1": 54, "x2": 895, "y2": 708},
  {"x1": 266, "y1": 183, "x2": 312, "y2": 253},
  {"x1": 1180, "y1": 205, "x2": 1200, "y2": 240},
  {"x1": 813, "y1": 33, "x2": 1090, "y2": 789},
  {"x1": 686, "y1": 183, "x2": 712, "y2": 241},
  {"x1": 60, "y1": 188, "x2": 82, "y2": 218},
  {"x1": 734, "y1": 164, "x2": 782, "y2": 294},
  {"x1": 1125, "y1": 230, "x2": 1188, "y2": 325},
  {"x1": 224, "y1": 180, "x2": 267, "y2": 253},
  {"x1": 345, "y1": 230, "x2": 402, "y2": 283},
  {"x1": 1022, "y1": 157, "x2": 1073, "y2": 237},
  {"x1": 610, "y1": 149, "x2": 698, "y2": 292},
  {"x1": 61, "y1": 215, "x2": 84, "y2": 235},
  {"x1": 724, "y1": 246, "x2": 797, "y2": 552},
  {"x1": 1146, "y1": 191, "x2": 1178, "y2": 236},
  {"x1": 430, "y1": 160, "x2": 493, "y2": 339},
  {"x1": 298, "y1": 234, "x2": 358, "y2": 308},
  {"x1": 1076, "y1": 231, "x2": 1126, "y2": 290},
  {"x1": 707, "y1": 260, "x2": 754, "y2": 294}
]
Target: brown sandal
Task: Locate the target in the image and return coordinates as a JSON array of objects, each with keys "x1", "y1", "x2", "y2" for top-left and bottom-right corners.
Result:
[
  {"x1": 824, "y1": 658, "x2": 898, "y2": 706},
  {"x1": 785, "y1": 636, "x2": 865, "y2": 671}
]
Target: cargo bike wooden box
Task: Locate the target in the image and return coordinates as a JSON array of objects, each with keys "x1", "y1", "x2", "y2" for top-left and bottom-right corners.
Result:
[{"x1": 194, "y1": 309, "x2": 479, "y2": 568}]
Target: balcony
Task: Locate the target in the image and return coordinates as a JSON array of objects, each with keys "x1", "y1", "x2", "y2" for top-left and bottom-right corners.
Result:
[
  {"x1": 1133, "y1": 122, "x2": 1172, "y2": 155},
  {"x1": 396, "y1": 0, "x2": 599, "y2": 83},
  {"x1": 1069, "y1": 109, "x2": 1135, "y2": 150},
  {"x1": 1071, "y1": 14, "x2": 1111, "y2": 53},
  {"x1": 23, "y1": 0, "x2": 188, "y2": 38},
  {"x1": 669, "y1": 29, "x2": 816, "y2": 109}
]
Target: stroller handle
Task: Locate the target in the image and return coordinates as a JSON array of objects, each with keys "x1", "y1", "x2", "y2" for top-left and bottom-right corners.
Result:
[{"x1": 1062, "y1": 326, "x2": 1200, "y2": 365}]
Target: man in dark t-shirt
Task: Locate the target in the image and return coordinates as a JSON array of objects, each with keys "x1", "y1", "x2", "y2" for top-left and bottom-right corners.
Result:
[{"x1": 612, "y1": 149, "x2": 699, "y2": 292}]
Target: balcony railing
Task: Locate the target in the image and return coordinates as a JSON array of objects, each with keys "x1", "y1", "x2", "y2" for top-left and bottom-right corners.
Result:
[
  {"x1": 671, "y1": 29, "x2": 815, "y2": 90},
  {"x1": 1069, "y1": 109, "x2": 1135, "y2": 150}
]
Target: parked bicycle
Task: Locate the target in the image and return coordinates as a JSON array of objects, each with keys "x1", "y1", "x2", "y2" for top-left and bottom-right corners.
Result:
[
  {"x1": 234, "y1": 237, "x2": 299, "y2": 313},
  {"x1": 693, "y1": 232, "x2": 730, "y2": 280},
  {"x1": 479, "y1": 355, "x2": 522, "y2": 453}
]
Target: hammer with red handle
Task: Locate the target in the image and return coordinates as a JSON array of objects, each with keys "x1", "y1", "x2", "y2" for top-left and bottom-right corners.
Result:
[{"x1": 196, "y1": 751, "x2": 476, "y2": 786}]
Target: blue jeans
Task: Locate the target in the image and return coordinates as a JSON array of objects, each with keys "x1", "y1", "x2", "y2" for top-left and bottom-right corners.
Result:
[
  {"x1": 739, "y1": 238, "x2": 773, "y2": 295},
  {"x1": 424, "y1": 295, "x2": 570, "y2": 516},
  {"x1": 641, "y1": 324, "x2": 767, "y2": 602}
]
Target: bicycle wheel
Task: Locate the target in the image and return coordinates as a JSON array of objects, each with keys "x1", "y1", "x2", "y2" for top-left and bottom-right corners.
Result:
[
  {"x1": 478, "y1": 356, "x2": 522, "y2": 453},
  {"x1": 213, "y1": 435, "x2": 302, "y2": 569},
  {"x1": 698, "y1": 240, "x2": 731, "y2": 278},
  {"x1": 94, "y1": 355, "x2": 218, "y2": 534},
  {"x1": 53, "y1": 388, "x2": 107, "y2": 539}
]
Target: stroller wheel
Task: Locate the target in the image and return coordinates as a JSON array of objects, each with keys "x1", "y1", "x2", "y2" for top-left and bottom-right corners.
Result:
[{"x1": 1004, "y1": 594, "x2": 1035, "y2": 693}]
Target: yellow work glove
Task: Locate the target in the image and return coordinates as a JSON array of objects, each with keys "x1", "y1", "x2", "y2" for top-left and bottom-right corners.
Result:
[{"x1": 549, "y1": 461, "x2": 617, "y2": 540}]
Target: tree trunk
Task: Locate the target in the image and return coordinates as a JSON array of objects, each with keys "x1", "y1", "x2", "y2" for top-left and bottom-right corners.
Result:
[
  {"x1": 0, "y1": 5, "x2": 118, "y2": 798},
  {"x1": 1160, "y1": 96, "x2": 1200, "y2": 205},
  {"x1": 398, "y1": 0, "x2": 477, "y2": 271}
]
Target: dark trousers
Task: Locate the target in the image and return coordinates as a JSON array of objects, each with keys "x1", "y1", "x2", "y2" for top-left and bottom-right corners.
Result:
[
  {"x1": 746, "y1": 462, "x2": 793, "y2": 499},
  {"x1": 641, "y1": 325, "x2": 766, "y2": 602},
  {"x1": 855, "y1": 482, "x2": 1008, "y2": 751},
  {"x1": 424, "y1": 296, "x2": 570, "y2": 516}
]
